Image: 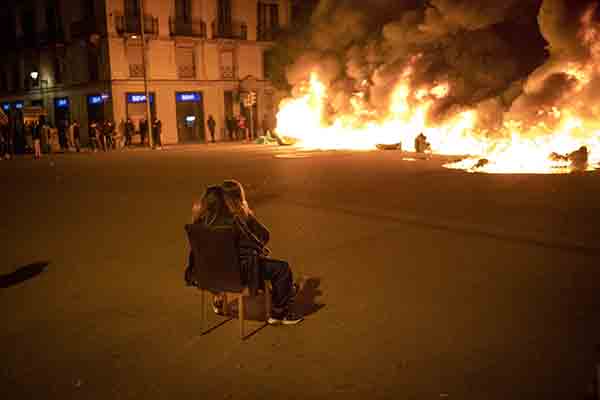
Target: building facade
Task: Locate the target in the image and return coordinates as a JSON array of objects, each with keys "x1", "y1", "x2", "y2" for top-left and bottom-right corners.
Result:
[{"x1": 0, "y1": 0, "x2": 290, "y2": 144}]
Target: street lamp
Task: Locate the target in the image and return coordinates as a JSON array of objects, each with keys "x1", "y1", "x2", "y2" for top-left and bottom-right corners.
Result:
[
  {"x1": 139, "y1": 2, "x2": 154, "y2": 148},
  {"x1": 30, "y1": 71, "x2": 39, "y2": 80}
]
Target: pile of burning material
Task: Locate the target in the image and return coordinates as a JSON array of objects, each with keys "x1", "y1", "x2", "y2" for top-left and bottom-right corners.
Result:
[
  {"x1": 549, "y1": 146, "x2": 589, "y2": 171},
  {"x1": 376, "y1": 143, "x2": 402, "y2": 151},
  {"x1": 271, "y1": 0, "x2": 600, "y2": 174},
  {"x1": 452, "y1": 145, "x2": 592, "y2": 173}
]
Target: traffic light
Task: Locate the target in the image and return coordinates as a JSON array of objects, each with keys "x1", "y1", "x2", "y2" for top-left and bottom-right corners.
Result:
[{"x1": 249, "y1": 91, "x2": 257, "y2": 105}]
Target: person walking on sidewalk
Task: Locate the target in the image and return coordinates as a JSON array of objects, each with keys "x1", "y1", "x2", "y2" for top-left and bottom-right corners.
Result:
[
  {"x1": 125, "y1": 118, "x2": 134, "y2": 147},
  {"x1": 32, "y1": 120, "x2": 42, "y2": 159},
  {"x1": 207, "y1": 115, "x2": 216, "y2": 143},
  {"x1": 151, "y1": 118, "x2": 162, "y2": 149},
  {"x1": 226, "y1": 115, "x2": 236, "y2": 141},
  {"x1": 139, "y1": 118, "x2": 148, "y2": 146},
  {"x1": 72, "y1": 120, "x2": 81, "y2": 152}
]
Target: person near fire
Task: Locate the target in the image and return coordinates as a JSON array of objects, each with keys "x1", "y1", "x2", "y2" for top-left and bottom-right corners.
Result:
[
  {"x1": 415, "y1": 132, "x2": 431, "y2": 153},
  {"x1": 220, "y1": 179, "x2": 302, "y2": 325},
  {"x1": 186, "y1": 180, "x2": 303, "y2": 325}
]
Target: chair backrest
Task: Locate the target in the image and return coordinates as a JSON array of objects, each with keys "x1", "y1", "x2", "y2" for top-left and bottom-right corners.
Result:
[{"x1": 185, "y1": 223, "x2": 244, "y2": 293}]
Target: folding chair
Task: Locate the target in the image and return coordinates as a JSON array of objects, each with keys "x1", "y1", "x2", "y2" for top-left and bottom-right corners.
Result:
[{"x1": 185, "y1": 223, "x2": 271, "y2": 339}]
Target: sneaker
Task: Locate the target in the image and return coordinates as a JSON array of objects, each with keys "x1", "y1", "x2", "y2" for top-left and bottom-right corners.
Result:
[{"x1": 268, "y1": 312, "x2": 303, "y2": 326}]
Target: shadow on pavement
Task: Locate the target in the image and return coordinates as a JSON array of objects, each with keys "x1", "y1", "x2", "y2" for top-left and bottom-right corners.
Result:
[
  {"x1": 0, "y1": 261, "x2": 49, "y2": 289},
  {"x1": 222, "y1": 277, "x2": 324, "y2": 321},
  {"x1": 294, "y1": 277, "x2": 325, "y2": 317}
]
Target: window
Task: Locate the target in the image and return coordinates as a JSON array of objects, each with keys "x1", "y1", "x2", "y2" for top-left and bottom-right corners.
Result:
[
  {"x1": 84, "y1": 0, "x2": 96, "y2": 18},
  {"x1": 11, "y1": 63, "x2": 20, "y2": 92},
  {"x1": 217, "y1": 0, "x2": 232, "y2": 36},
  {"x1": 125, "y1": 0, "x2": 141, "y2": 16},
  {"x1": 53, "y1": 54, "x2": 64, "y2": 84},
  {"x1": 175, "y1": 0, "x2": 192, "y2": 23},
  {"x1": 21, "y1": 10, "x2": 36, "y2": 46},
  {"x1": 88, "y1": 47, "x2": 100, "y2": 81},
  {"x1": 0, "y1": 70, "x2": 8, "y2": 93},
  {"x1": 258, "y1": 2, "x2": 279, "y2": 40}
]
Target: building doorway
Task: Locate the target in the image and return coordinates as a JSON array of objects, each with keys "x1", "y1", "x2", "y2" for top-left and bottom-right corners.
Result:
[
  {"x1": 54, "y1": 97, "x2": 70, "y2": 125},
  {"x1": 126, "y1": 92, "x2": 155, "y2": 139},
  {"x1": 175, "y1": 91, "x2": 205, "y2": 142},
  {"x1": 86, "y1": 93, "x2": 111, "y2": 125}
]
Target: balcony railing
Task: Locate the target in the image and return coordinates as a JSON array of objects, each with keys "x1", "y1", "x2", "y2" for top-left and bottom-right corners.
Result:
[
  {"x1": 71, "y1": 18, "x2": 106, "y2": 39},
  {"x1": 115, "y1": 14, "x2": 158, "y2": 36},
  {"x1": 211, "y1": 20, "x2": 247, "y2": 40},
  {"x1": 169, "y1": 17, "x2": 206, "y2": 38},
  {"x1": 257, "y1": 25, "x2": 280, "y2": 41}
]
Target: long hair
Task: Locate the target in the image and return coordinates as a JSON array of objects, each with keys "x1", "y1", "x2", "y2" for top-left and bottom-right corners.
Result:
[
  {"x1": 192, "y1": 185, "x2": 225, "y2": 226},
  {"x1": 221, "y1": 179, "x2": 251, "y2": 222}
]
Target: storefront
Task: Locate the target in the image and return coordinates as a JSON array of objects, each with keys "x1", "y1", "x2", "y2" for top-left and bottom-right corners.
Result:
[
  {"x1": 175, "y1": 91, "x2": 205, "y2": 142},
  {"x1": 54, "y1": 97, "x2": 70, "y2": 129},
  {"x1": 126, "y1": 92, "x2": 156, "y2": 125},
  {"x1": 87, "y1": 93, "x2": 111, "y2": 124}
]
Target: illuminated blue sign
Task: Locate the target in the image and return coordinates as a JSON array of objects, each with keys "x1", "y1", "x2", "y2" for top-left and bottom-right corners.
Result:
[
  {"x1": 1, "y1": 103, "x2": 9, "y2": 111},
  {"x1": 55, "y1": 97, "x2": 69, "y2": 108},
  {"x1": 88, "y1": 94, "x2": 110, "y2": 105},
  {"x1": 14, "y1": 101, "x2": 23, "y2": 109},
  {"x1": 127, "y1": 93, "x2": 154, "y2": 103},
  {"x1": 176, "y1": 92, "x2": 201, "y2": 103}
]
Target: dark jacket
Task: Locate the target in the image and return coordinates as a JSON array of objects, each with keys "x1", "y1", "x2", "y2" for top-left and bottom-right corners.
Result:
[{"x1": 187, "y1": 212, "x2": 270, "y2": 296}]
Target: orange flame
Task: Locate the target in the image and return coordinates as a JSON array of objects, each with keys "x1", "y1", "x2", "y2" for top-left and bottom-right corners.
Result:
[{"x1": 275, "y1": 8, "x2": 600, "y2": 174}]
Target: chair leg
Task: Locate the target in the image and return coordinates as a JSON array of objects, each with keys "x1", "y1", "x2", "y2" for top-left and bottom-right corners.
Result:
[{"x1": 238, "y1": 294, "x2": 245, "y2": 339}]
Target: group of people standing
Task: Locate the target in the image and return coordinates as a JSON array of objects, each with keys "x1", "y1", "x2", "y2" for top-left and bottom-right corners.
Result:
[
  {"x1": 20, "y1": 116, "x2": 80, "y2": 159},
  {"x1": 90, "y1": 117, "x2": 163, "y2": 152}
]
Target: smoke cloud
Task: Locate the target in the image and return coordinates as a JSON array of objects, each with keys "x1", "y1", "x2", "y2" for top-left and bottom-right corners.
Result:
[{"x1": 281, "y1": 0, "x2": 600, "y2": 131}]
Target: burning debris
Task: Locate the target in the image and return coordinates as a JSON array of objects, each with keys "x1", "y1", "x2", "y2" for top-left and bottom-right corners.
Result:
[
  {"x1": 550, "y1": 145, "x2": 589, "y2": 171},
  {"x1": 376, "y1": 143, "x2": 402, "y2": 151},
  {"x1": 272, "y1": 0, "x2": 600, "y2": 174}
]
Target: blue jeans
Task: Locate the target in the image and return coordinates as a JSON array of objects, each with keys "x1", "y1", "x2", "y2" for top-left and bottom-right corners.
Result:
[{"x1": 260, "y1": 257, "x2": 294, "y2": 315}]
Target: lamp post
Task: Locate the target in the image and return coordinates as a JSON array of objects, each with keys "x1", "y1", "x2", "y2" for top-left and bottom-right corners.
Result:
[{"x1": 139, "y1": 1, "x2": 154, "y2": 148}]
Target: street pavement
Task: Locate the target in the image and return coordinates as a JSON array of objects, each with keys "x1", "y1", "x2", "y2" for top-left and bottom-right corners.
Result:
[{"x1": 1, "y1": 143, "x2": 599, "y2": 399}]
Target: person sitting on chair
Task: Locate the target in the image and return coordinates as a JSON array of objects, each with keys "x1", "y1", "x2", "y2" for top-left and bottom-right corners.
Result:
[
  {"x1": 185, "y1": 185, "x2": 227, "y2": 287},
  {"x1": 221, "y1": 179, "x2": 303, "y2": 325}
]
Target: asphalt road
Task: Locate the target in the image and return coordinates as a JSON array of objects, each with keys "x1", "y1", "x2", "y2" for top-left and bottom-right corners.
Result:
[{"x1": 1, "y1": 143, "x2": 599, "y2": 399}]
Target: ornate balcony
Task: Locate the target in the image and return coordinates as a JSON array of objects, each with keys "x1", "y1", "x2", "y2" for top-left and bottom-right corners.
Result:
[
  {"x1": 210, "y1": 20, "x2": 247, "y2": 40},
  {"x1": 115, "y1": 14, "x2": 158, "y2": 36},
  {"x1": 169, "y1": 17, "x2": 206, "y2": 38},
  {"x1": 257, "y1": 25, "x2": 280, "y2": 41}
]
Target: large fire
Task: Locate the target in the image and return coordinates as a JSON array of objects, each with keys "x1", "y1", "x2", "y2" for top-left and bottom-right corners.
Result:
[{"x1": 274, "y1": 9, "x2": 600, "y2": 174}]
